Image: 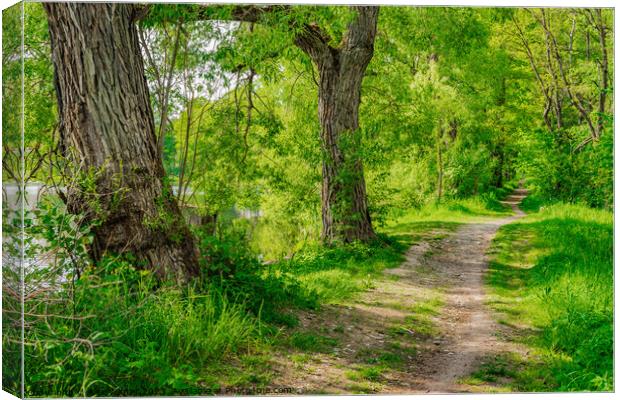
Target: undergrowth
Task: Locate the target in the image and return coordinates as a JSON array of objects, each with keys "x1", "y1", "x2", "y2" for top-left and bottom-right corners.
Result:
[
  {"x1": 484, "y1": 201, "x2": 613, "y2": 392},
  {"x1": 24, "y1": 260, "x2": 262, "y2": 396},
  {"x1": 15, "y1": 189, "x2": 521, "y2": 396}
]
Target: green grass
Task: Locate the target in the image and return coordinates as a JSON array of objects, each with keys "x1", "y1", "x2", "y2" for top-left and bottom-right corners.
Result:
[
  {"x1": 275, "y1": 195, "x2": 513, "y2": 306},
  {"x1": 275, "y1": 236, "x2": 408, "y2": 304},
  {"x1": 297, "y1": 269, "x2": 372, "y2": 303},
  {"x1": 345, "y1": 381, "x2": 382, "y2": 394},
  {"x1": 387, "y1": 195, "x2": 513, "y2": 227},
  {"x1": 288, "y1": 332, "x2": 339, "y2": 352},
  {"x1": 290, "y1": 353, "x2": 313, "y2": 368},
  {"x1": 345, "y1": 365, "x2": 386, "y2": 382},
  {"x1": 468, "y1": 354, "x2": 519, "y2": 383},
  {"x1": 459, "y1": 354, "x2": 518, "y2": 392},
  {"x1": 388, "y1": 296, "x2": 444, "y2": 338},
  {"x1": 24, "y1": 268, "x2": 266, "y2": 396},
  {"x1": 355, "y1": 344, "x2": 417, "y2": 372},
  {"x1": 18, "y1": 191, "x2": 519, "y2": 397},
  {"x1": 480, "y1": 202, "x2": 613, "y2": 392}
]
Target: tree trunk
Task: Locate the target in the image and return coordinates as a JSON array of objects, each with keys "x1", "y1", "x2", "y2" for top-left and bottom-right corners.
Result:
[
  {"x1": 295, "y1": 6, "x2": 378, "y2": 244},
  {"x1": 44, "y1": 3, "x2": 200, "y2": 282},
  {"x1": 595, "y1": 9, "x2": 609, "y2": 137},
  {"x1": 200, "y1": 213, "x2": 218, "y2": 236},
  {"x1": 436, "y1": 127, "x2": 444, "y2": 203},
  {"x1": 495, "y1": 150, "x2": 504, "y2": 188},
  {"x1": 190, "y1": 5, "x2": 377, "y2": 243}
]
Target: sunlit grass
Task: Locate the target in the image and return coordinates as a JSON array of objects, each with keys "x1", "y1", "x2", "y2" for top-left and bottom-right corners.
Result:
[
  {"x1": 481, "y1": 202, "x2": 613, "y2": 392},
  {"x1": 279, "y1": 195, "x2": 515, "y2": 305}
]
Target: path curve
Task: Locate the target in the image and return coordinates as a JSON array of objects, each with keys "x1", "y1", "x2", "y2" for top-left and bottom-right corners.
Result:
[
  {"x1": 270, "y1": 189, "x2": 529, "y2": 394},
  {"x1": 413, "y1": 188, "x2": 528, "y2": 393}
]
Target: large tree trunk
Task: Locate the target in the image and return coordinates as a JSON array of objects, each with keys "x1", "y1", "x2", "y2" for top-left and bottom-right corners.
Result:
[
  {"x1": 44, "y1": 3, "x2": 200, "y2": 282},
  {"x1": 295, "y1": 6, "x2": 378, "y2": 244}
]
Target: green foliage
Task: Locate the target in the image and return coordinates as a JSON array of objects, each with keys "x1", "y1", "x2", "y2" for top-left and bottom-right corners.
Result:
[
  {"x1": 2, "y1": 3, "x2": 56, "y2": 183},
  {"x1": 520, "y1": 128, "x2": 613, "y2": 209},
  {"x1": 2, "y1": 3, "x2": 21, "y2": 149},
  {"x1": 505, "y1": 8, "x2": 614, "y2": 209},
  {"x1": 194, "y1": 226, "x2": 319, "y2": 322},
  {"x1": 276, "y1": 235, "x2": 407, "y2": 303},
  {"x1": 17, "y1": 195, "x2": 309, "y2": 396},
  {"x1": 24, "y1": 260, "x2": 261, "y2": 396},
  {"x1": 485, "y1": 203, "x2": 613, "y2": 391}
]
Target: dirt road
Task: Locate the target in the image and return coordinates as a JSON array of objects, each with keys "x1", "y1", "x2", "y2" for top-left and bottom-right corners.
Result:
[
  {"x1": 413, "y1": 188, "x2": 528, "y2": 392},
  {"x1": 272, "y1": 189, "x2": 529, "y2": 394}
]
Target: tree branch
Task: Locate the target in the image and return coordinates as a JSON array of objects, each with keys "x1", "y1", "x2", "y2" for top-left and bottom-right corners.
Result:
[
  {"x1": 293, "y1": 22, "x2": 335, "y2": 66},
  {"x1": 511, "y1": 14, "x2": 553, "y2": 131},
  {"x1": 195, "y1": 4, "x2": 290, "y2": 23},
  {"x1": 530, "y1": 8, "x2": 598, "y2": 140}
]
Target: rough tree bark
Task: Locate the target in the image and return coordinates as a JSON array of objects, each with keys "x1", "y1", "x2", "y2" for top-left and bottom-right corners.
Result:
[
  {"x1": 294, "y1": 6, "x2": 378, "y2": 244},
  {"x1": 44, "y1": 3, "x2": 200, "y2": 282}
]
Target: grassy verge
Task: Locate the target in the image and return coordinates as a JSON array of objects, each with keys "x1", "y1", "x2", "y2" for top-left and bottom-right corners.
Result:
[
  {"x1": 23, "y1": 265, "x2": 268, "y2": 396},
  {"x1": 471, "y1": 201, "x2": 613, "y2": 392},
  {"x1": 274, "y1": 195, "x2": 512, "y2": 306},
  {"x1": 256, "y1": 194, "x2": 513, "y2": 393},
  {"x1": 20, "y1": 193, "x2": 514, "y2": 396}
]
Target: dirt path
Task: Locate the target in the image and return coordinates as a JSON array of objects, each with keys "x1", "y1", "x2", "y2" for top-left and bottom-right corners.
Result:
[
  {"x1": 271, "y1": 189, "x2": 529, "y2": 394},
  {"x1": 412, "y1": 189, "x2": 528, "y2": 393}
]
